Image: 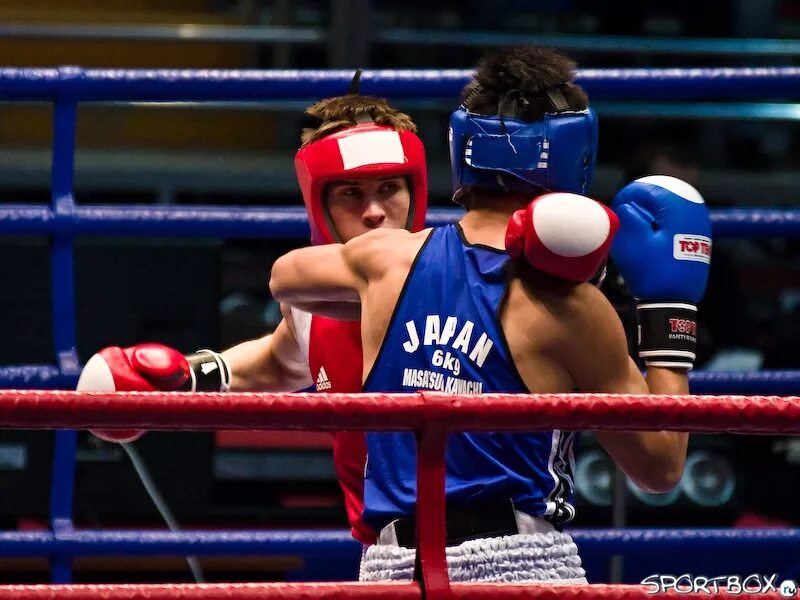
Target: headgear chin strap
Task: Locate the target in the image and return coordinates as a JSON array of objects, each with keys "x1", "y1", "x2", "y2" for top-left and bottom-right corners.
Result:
[
  {"x1": 295, "y1": 123, "x2": 428, "y2": 245},
  {"x1": 448, "y1": 99, "x2": 598, "y2": 201}
]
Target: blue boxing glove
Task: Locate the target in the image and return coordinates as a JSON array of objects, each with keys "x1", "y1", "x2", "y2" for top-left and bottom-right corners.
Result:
[{"x1": 611, "y1": 175, "x2": 712, "y2": 369}]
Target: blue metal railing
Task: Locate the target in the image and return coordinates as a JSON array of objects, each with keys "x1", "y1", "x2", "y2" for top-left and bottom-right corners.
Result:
[
  {"x1": 3, "y1": 23, "x2": 800, "y2": 58},
  {"x1": 376, "y1": 30, "x2": 800, "y2": 57}
]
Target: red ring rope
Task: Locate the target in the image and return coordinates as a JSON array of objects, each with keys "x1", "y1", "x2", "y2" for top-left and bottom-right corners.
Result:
[
  {"x1": 1, "y1": 390, "x2": 795, "y2": 598},
  {"x1": 0, "y1": 582, "x2": 776, "y2": 599},
  {"x1": 0, "y1": 390, "x2": 798, "y2": 434}
]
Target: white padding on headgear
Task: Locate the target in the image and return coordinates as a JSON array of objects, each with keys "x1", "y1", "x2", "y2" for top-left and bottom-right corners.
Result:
[
  {"x1": 532, "y1": 193, "x2": 610, "y2": 257},
  {"x1": 338, "y1": 130, "x2": 404, "y2": 170},
  {"x1": 635, "y1": 175, "x2": 705, "y2": 204}
]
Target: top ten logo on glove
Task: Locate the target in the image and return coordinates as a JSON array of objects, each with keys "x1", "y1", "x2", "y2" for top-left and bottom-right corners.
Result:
[{"x1": 674, "y1": 234, "x2": 712, "y2": 263}]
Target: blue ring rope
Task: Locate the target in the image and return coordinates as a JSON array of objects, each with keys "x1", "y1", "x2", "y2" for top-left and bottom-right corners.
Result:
[
  {"x1": 1, "y1": 206, "x2": 800, "y2": 239},
  {"x1": 1, "y1": 528, "x2": 797, "y2": 557},
  {"x1": 0, "y1": 66, "x2": 799, "y2": 100}
]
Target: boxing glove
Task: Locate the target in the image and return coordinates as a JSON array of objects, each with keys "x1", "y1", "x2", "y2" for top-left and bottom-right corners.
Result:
[
  {"x1": 77, "y1": 343, "x2": 231, "y2": 443},
  {"x1": 506, "y1": 192, "x2": 619, "y2": 283},
  {"x1": 611, "y1": 175, "x2": 712, "y2": 369}
]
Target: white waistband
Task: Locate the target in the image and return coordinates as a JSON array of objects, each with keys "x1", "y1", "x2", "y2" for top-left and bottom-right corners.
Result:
[
  {"x1": 362, "y1": 523, "x2": 586, "y2": 583},
  {"x1": 377, "y1": 510, "x2": 555, "y2": 546}
]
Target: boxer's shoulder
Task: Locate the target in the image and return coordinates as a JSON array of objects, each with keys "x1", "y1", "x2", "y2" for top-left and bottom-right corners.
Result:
[
  {"x1": 508, "y1": 274, "x2": 618, "y2": 347},
  {"x1": 343, "y1": 227, "x2": 432, "y2": 278},
  {"x1": 344, "y1": 226, "x2": 426, "y2": 249},
  {"x1": 543, "y1": 280, "x2": 618, "y2": 333}
]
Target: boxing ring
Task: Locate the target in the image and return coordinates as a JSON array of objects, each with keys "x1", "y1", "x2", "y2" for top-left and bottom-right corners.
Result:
[{"x1": 1, "y1": 67, "x2": 800, "y2": 597}]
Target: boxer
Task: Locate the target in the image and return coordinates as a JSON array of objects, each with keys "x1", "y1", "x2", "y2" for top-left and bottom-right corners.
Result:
[
  {"x1": 270, "y1": 46, "x2": 711, "y2": 582},
  {"x1": 77, "y1": 93, "x2": 428, "y2": 545}
]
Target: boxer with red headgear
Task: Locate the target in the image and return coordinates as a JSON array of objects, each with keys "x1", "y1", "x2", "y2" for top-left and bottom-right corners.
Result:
[
  {"x1": 77, "y1": 92, "x2": 428, "y2": 544},
  {"x1": 295, "y1": 96, "x2": 426, "y2": 245}
]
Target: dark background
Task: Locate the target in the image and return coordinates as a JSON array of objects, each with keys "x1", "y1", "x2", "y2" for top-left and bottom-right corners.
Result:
[{"x1": 1, "y1": 0, "x2": 799, "y2": 582}]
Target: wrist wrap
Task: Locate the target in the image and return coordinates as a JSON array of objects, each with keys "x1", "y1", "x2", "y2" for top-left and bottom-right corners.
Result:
[
  {"x1": 185, "y1": 349, "x2": 232, "y2": 392},
  {"x1": 636, "y1": 302, "x2": 698, "y2": 370}
]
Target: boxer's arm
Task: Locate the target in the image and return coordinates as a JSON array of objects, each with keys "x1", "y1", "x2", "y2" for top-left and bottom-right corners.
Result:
[
  {"x1": 644, "y1": 365, "x2": 690, "y2": 396},
  {"x1": 561, "y1": 287, "x2": 687, "y2": 493},
  {"x1": 593, "y1": 361, "x2": 689, "y2": 493},
  {"x1": 222, "y1": 311, "x2": 312, "y2": 392},
  {"x1": 270, "y1": 244, "x2": 364, "y2": 315},
  {"x1": 270, "y1": 229, "x2": 392, "y2": 318}
]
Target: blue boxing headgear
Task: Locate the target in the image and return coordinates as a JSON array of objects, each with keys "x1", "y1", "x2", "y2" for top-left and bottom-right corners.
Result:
[{"x1": 449, "y1": 97, "x2": 598, "y2": 201}]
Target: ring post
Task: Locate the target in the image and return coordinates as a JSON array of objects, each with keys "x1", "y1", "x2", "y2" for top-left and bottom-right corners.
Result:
[{"x1": 47, "y1": 68, "x2": 82, "y2": 583}]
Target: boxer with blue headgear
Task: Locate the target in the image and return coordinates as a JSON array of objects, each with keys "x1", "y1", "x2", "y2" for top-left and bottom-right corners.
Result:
[
  {"x1": 270, "y1": 46, "x2": 690, "y2": 584},
  {"x1": 449, "y1": 49, "x2": 598, "y2": 204}
]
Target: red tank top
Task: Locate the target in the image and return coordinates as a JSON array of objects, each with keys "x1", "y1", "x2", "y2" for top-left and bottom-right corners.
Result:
[{"x1": 306, "y1": 315, "x2": 375, "y2": 544}]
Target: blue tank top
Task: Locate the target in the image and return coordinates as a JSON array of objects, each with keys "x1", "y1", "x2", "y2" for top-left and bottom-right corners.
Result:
[{"x1": 362, "y1": 224, "x2": 576, "y2": 532}]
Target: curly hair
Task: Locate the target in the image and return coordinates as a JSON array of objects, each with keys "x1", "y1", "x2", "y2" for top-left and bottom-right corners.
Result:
[
  {"x1": 300, "y1": 94, "x2": 417, "y2": 146},
  {"x1": 460, "y1": 46, "x2": 589, "y2": 120}
]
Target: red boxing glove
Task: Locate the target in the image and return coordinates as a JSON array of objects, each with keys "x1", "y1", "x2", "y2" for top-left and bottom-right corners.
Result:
[
  {"x1": 506, "y1": 192, "x2": 619, "y2": 282},
  {"x1": 77, "y1": 343, "x2": 231, "y2": 443}
]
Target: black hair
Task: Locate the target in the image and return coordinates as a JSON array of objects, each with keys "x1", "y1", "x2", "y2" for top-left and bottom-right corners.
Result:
[
  {"x1": 456, "y1": 46, "x2": 590, "y2": 210},
  {"x1": 460, "y1": 46, "x2": 589, "y2": 120}
]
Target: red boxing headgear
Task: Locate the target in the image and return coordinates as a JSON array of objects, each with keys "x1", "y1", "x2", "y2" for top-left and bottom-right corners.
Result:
[{"x1": 294, "y1": 123, "x2": 428, "y2": 245}]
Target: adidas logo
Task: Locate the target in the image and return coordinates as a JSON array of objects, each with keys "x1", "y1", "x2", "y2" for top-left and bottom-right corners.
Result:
[{"x1": 316, "y1": 366, "x2": 332, "y2": 391}]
